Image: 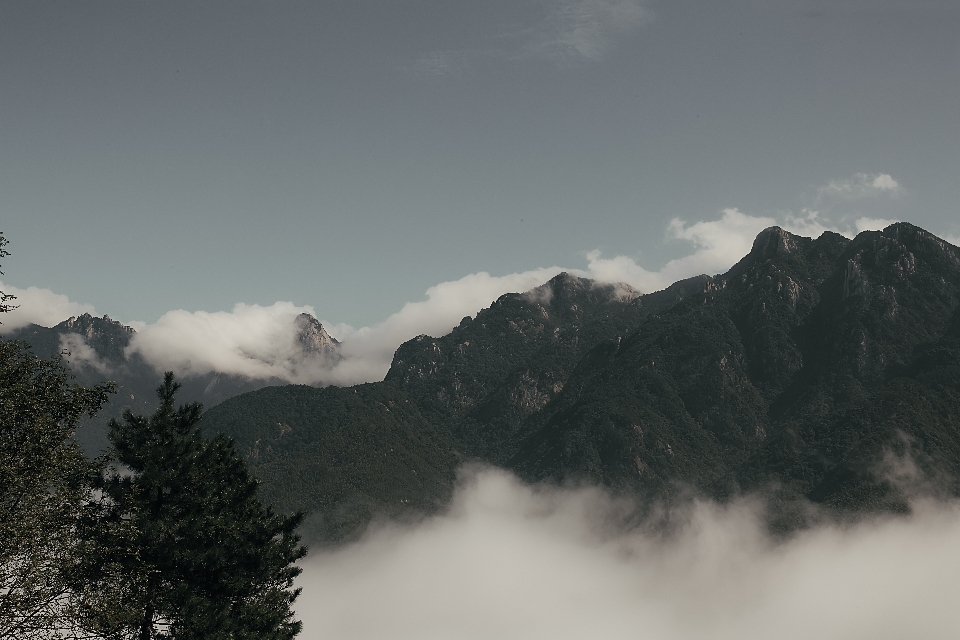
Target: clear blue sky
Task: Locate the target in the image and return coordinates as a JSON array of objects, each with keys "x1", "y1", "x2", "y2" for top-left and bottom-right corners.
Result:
[{"x1": 2, "y1": 0, "x2": 958, "y2": 327}]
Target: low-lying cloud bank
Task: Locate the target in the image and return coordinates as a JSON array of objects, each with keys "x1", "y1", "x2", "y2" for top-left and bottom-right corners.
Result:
[
  {"x1": 295, "y1": 468, "x2": 960, "y2": 640},
  {"x1": 0, "y1": 208, "x2": 915, "y2": 386}
]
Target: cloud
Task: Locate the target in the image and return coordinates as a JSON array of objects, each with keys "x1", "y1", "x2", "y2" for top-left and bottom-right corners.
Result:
[
  {"x1": 59, "y1": 334, "x2": 109, "y2": 373},
  {"x1": 126, "y1": 302, "x2": 336, "y2": 384},
  {"x1": 410, "y1": 0, "x2": 649, "y2": 75},
  {"x1": 124, "y1": 205, "x2": 767, "y2": 385},
  {"x1": 321, "y1": 268, "x2": 565, "y2": 385},
  {"x1": 529, "y1": 0, "x2": 651, "y2": 62},
  {"x1": 294, "y1": 467, "x2": 960, "y2": 640},
  {"x1": 854, "y1": 216, "x2": 900, "y2": 233},
  {"x1": 816, "y1": 172, "x2": 904, "y2": 203},
  {"x1": 2, "y1": 207, "x2": 911, "y2": 387},
  {"x1": 0, "y1": 281, "x2": 97, "y2": 334},
  {"x1": 578, "y1": 208, "x2": 776, "y2": 292}
]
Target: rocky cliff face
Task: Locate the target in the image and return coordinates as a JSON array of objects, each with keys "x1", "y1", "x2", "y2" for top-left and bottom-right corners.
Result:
[{"x1": 294, "y1": 312, "x2": 341, "y2": 361}]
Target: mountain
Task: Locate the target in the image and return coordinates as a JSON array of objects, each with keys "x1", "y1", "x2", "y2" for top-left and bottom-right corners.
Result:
[
  {"x1": 7, "y1": 312, "x2": 341, "y2": 453},
  {"x1": 201, "y1": 223, "x2": 960, "y2": 543}
]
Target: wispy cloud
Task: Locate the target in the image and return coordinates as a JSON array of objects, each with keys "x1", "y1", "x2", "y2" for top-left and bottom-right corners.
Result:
[
  {"x1": 409, "y1": 0, "x2": 650, "y2": 75},
  {"x1": 526, "y1": 0, "x2": 651, "y2": 62},
  {"x1": 816, "y1": 172, "x2": 904, "y2": 203}
]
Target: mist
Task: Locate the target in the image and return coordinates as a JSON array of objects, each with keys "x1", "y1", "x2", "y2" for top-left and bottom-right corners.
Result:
[{"x1": 295, "y1": 468, "x2": 959, "y2": 640}]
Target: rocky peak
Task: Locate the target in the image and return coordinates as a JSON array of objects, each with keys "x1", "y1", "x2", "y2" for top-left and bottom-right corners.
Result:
[
  {"x1": 293, "y1": 313, "x2": 340, "y2": 359},
  {"x1": 750, "y1": 226, "x2": 801, "y2": 260},
  {"x1": 52, "y1": 313, "x2": 136, "y2": 362},
  {"x1": 547, "y1": 271, "x2": 589, "y2": 293},
  {"x1": 525, "y1": 272, "x2": 641, "y2": 309},
  {"x1": 56, "y1": 313, "x2": 135, "y2": 338}
]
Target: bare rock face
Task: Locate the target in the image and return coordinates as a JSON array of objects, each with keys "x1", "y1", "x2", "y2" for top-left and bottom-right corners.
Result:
[
  {"x1": 55, "y1": 313, "x2": 135, "y2": 363},
  {"x1": 293, "y1": 313, "x2": 341, "y2": 362}
]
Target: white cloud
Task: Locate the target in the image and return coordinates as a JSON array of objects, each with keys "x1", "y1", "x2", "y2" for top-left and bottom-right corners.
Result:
[
  {"x1": 0, "y1": 207, "x2": 914, "y2": 387},
  {"x1": 121, "y1": 205, "x2": 771, "y2": 386},
  {"x1": 126, "y1": 302, "x2": 336, "y2": 384},
  {"x1": 295, "y1": 468, "x2": 960, "y2": 640},
  {"x1": 578, "y1": 208, "x2": 776, "y2": 292},
  {"x1": 853, "y1": 216, "x2": 898, "y2": 233},
  {"x1": 0, "y1": 281, "x2": 97, "y2": 334},
  {"x1": 817, "y1": 172, "x2": 904, "y2": 202},
  {"x1": 58, "y1": 334, "x2": 109, "y2": 373}
]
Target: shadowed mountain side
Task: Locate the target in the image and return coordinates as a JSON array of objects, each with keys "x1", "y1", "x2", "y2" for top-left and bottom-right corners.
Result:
[
  {"x1": 200, "y1": 223, "x2": 960, "y2": 544},
  {"x1": 203, "y1": 274, "x2": 655, "y2": 542},
  {"x1": 383, "y1": 274, "x2": 652, "y2": 463},
  {"x1": 512, "y1": 224, "x2": 960, "y2": 528},
  {"x1": 199, "y1": 383, "x2": 454, "y2": 544}
]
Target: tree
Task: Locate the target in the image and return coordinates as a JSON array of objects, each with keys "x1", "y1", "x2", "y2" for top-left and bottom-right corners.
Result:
[
  {"x1": 0, "y1": 233, "x2": 114, "y2": 639},
  {"x1": 0, "y1": 235, "x2": 15, "y2": 315},
  {"x1": 78, "y1": 373, "x2": 306, "y2": 640}
]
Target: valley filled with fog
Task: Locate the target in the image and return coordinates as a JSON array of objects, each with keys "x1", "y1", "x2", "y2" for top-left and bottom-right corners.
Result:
[{"x1": 296, "y1": 468, "x2": 959, "y2": 640}]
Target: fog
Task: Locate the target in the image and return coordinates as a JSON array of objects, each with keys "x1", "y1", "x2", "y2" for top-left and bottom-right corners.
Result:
[{"x1": 295, "y1": 468, "x2": 959, "y2": 640}]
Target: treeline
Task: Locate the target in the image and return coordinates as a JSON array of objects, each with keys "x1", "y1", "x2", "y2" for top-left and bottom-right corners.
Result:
[{"x1": 0, "y1": 235, "x2": 305, "y2": 639}]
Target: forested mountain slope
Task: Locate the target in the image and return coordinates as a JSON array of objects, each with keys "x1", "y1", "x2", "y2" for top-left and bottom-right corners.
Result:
[{"x1": 203, "y1": 223, "x2": 960, "y2": 542}]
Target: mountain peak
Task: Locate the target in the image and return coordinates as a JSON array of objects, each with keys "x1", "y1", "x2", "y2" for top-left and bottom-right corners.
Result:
[
  {"x1": 750, "y1": 226, "x2": 802, "y2": 259},
  {"x1": 55, "y1": 313, "x2": 135, "y2": 338},
  {"x1": 294, "y1": 313, "x2": 341, "y2": 359}
]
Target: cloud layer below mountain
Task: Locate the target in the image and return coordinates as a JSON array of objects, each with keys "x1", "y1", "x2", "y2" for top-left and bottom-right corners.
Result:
[
  {"x1": 295, "y1": 467, "x2": 960, "y2": 640},
  {"x1": 0, "y1": 207, "x2": 916, "y2": 386}
]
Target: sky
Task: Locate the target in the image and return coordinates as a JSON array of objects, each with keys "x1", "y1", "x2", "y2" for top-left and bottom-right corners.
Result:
[{"x1": 1, "y1": 0, "x2": 959, "y2": 379}]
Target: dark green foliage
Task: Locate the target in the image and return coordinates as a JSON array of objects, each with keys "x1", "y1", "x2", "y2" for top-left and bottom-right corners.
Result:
[
  {"x1": 78, "y1": 373, "x2": 305, "y2": 639},
  {"x1": 201, "y1": 383, "x2": 456, "y2": 543}
]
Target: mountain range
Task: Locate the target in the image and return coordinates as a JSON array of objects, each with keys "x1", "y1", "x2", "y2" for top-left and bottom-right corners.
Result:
[{"x1": 12, "y1": 222, "x2": 960, "y2": 544}]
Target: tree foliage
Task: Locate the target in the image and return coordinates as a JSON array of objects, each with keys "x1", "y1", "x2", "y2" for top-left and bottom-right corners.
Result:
[
  {"x1": 78, "y1": 373, "x2": 306, "y2": 639},
  {"x1": 0, "y1": 245, "x2": 114, "y2": 638}
]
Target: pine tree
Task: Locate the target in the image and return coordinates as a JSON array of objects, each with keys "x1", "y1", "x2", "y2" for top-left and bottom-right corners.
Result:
[{"x1": 78, "y1": 373, "x2": 306, "y2": 639}]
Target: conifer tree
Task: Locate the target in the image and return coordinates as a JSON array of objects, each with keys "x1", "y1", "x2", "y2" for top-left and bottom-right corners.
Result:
[{"x1": 78, "y1": 373, "x2": 306, "y2": 639}]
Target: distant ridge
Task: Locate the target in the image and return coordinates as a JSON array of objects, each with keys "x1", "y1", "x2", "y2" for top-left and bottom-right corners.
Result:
[{"x1": 7, "y1": 311, "x2": 341, "y2": 452}]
